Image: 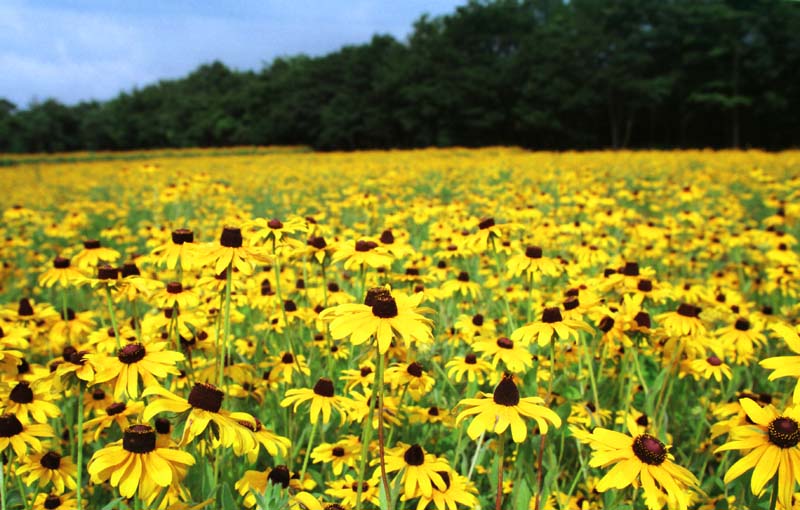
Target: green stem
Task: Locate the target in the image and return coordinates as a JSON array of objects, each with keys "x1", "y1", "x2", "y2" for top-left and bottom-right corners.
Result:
[
  {"x1": 467, "y1": 431, "x2": 486, "y2": 481},
  {"x1": 355, "y1": 349, "x2": 381, "y2": 510},
  {"x1": 0, "y1": 454, "x2": 6, "y2": 510},
  {"x1": 376, "y1": 353, "x2": 391, "y2": 510},
  {"x1": 104, "y1": 287, "x2": 121, "y2": 350},
  {"x1": 219, "y1": 264, "x2": 232, "y2": 391},
  {"x1": 299, "y1": 420, "x2": 319, "y2": 481},
  {"x1": 580, "y1": 334, "x2": 600, "y2": 415},
  {"x1": 76, "y1": 383, "x2": 85, "y2": 510},
  {"x1": 495, "y1": 435, "x2": 505, "y2": 510}
]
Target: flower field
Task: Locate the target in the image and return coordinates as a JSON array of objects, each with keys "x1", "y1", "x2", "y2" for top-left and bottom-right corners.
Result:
[{"x1": 1, "y1": 147, "x2": 800, "y2": 510}]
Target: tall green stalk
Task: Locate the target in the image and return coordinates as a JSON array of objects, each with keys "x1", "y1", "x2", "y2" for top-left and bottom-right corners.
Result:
[{"x1": 76, "y1": 382, "x2": 86, "y2": 510}]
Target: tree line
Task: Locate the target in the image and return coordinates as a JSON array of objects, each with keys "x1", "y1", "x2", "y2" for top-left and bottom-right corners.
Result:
[{"x1": 1, "y1": 0, "x2": 798, "y2": 153}]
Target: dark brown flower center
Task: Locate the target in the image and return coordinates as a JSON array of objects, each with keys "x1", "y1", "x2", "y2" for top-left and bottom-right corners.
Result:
[
  {"x1": 632, "y1": 434, "x2": 667, "y2": 465},
  {"x1": 121, "y1": 262, "x2": 140, "y2": 277},
  {"x1": 171, "y1": 229, "x2": 194, "y2": 244},
  {"x1": 284, "y1": 300, "x2": 297, "y2": 312},
  {"x1": 43, "y1": 495, "x2": 62, "y2": 509},
  {"x1": 405, "y1": 267, "x2": 420, "y2": 276},
  {"x1": 187, "y1": 383, "x2": 224, "y2": 413},
  {"x1": 478, "y1": 217, "x2": 495, "y2": 230},
  {"x1": 634, "y1": 312, "x2": 651, "y2": 329},
  {"x1": 313, "y1": 378, "x2": 335, "y2": 397},
  {"x1": 355, "y1": 240, "x2": 377, "y2": 252},
  {"x1": 40, "y1": 452, "x2": 62, "y2": 469},
  {"x1": 407, "y1": 362, "x2": 424, "y2": 377},
  {"x1": 428, "y1": 406, "x2": 440, "y2": 416},
  {"x1": 437, "y1": 471, "x2": 451, "y2": 489},
  {"x1": 9, "y1": 381, "x2": 34, "y2": 404},
  {"x1": 123, "y1": 424, "x2": 157, "y2": 453},
  {"x1": 471, "y1": 313, "x2": 484, "y2": 326},
  {"x1": 622, "y1": 262, "x2": 639, "y2": 276},
  {"x1": 220, "y1": 226, "x2": 243, "y2": 248},
  {"x1": 167, "y1": 282, "x2": 183, "y2": 294},
  {"x1": 598, "y1": 316, "x2": 615, "y2": 333},
  {"x1": 768, "y1": 417, "x2": 800, "y2": 448},
  {"x1": 53, "y1": 256, "x2": 70, "y2": 268},
  {"x1": 360, "y1": 366, "x2": 373, "y2": 377},
  {"x1": 307, "y1": 236, "x2": 327, "y2": 249},
  {"x1": 676, "y1": 304, "x2": 699, "y2": 318},
  {"x1": 155, "y1": 418, "x2": 171, "y2": 434},
  {"x1": 106, "y1": 402, "x2": 127, "y2": 416},
  {"x1": 92, "y1": 388, "x2": 107, "y2": 400},
  {"x1": 525, "y1": 246, "x2": 543, "y2": 259},
  {"x1": 637, "y1": 279, "x2": 653, "y2": 292},
  {"x1": 493, "y1": 375, "x2": 520, "y2": 406},
  {"x1": 97, "y1": 265, "x2": 119, "y2": 280},
  {"x1": 734, "y1": 318, "x2": 750, "y2": 331},
  {"x1": 380, "y1": 230, "x2": 395, "y2": 244},
  {"x1": 371, "y1": 294, "x2": 398, "y2": 319},
  {"x1": 118, "y1": 343, "x2": 146, "y2": 364},
  {"x1": 332, "y1": 447, "x2": 345, "y2": 457},
  {"x1": 0, "y1": 414, "x2": 23, "y2": 437},
  {"x1": 563, "y1": 297, "x2": 579, "y2": 311},
  {"x1": 18, "y1": 298, "x2": 34, "y2": 316},
  {"x1": 281, "y1": 352, "x2": 294, "y2": 364},
  {"x1": 268, "y1": 465, "x2": 290, "y2": 488},
  {"x1": 457, "y1": 271, "x2": 470, "y2": 282},
  {"x1": 706, "y1": 356, "x2": 723, "y2": 366},
  {"x1": 83, "y1": 239, "x2": 101, "y2": 249},
  {"x1": 364, "y1": 287, "x2": 391, "y2": 306},
  {"x1": 496, "y1": 337, "x2": 514, "y2": 349},
  {"x1": 268, "y1": 218, "x2": 284, "y2": 229},
  {"x1": 542, "y1": 307, "x2": 563, "y2": 323},
  {"x1": 404, "y1": 444, "x2": 425, "y2": 466},
  {"x1": 465, "y1": 353, "x2": 477, "y2": 364}
]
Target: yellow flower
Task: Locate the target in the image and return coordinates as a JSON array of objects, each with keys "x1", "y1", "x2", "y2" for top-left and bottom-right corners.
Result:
[
  {"x1": 280, "y1": 378, "x2": 348, "y2": 424},
  {"x1": 17, "y1": 450, "x2": 78, "y2": 493},
  {"x1": 143, "y1": 383, "x2": 257, "y2": 454},
  {"x1": 760, "y1": 323, "x2": 800, "y2": 402},
  {"x1": 412, "y1": 468, "x2": 479, "y2": 510},
  {"x1": 572, "y1": 416, "x2": 698, "y2": 510},
  {"x1": 378, "y1": 443, "x2": 450, "y2": 499},
  {"x1": 89, "y1": 341, "x2": 184, "y2": 399},
  {"x1": 715, "y1": 398, "x2": 800, "y2": 510},
  {"x1": 456, "y1": 373, "x2": 562, "y2": 443},
  {"x1": 0, "y1": 412, "x2": 54, "y2": 457},
  {"x1": 445, "y1": 352, "x2": 492, "y2": 384},
  {"x1": 196, "y1": 225, "x2": 271, "y2": 275},
  {"x1": 2, "y1": 380, "x2": 61, "y2": 424},
  {"x1": 472, "y1": 336, "x2": 533, "y2": 374},
  {"x1": 324, "y1": 287, "x2": 433, "y2": 354},
  {"x1": 511, "y1": 307, "x2": 593, "y2": 347},
  {"x1": 87, "y1": 424, "x2": 195, "y2": 500},
  {"x1": 38, "y1": 256, "x2": 87, "y2": 288}
]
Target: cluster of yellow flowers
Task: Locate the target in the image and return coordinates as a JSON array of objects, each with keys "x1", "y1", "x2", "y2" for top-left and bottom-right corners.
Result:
[{"x1": 1, "y1": 148, "x2": 800, "y2": 510}]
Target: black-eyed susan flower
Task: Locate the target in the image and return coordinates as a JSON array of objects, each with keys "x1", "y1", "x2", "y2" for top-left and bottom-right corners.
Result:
[
  {"x1": 445, "y1": 352, "x2": 492, "y2": 384},
  {"x1": 339, "y1": 363, "x2": 375, "y2": 392},
  {"x1": 268, "y1": 351, "x2": 311, "y2": 384},
  {"x1": 715, "y1": 398, "x2": 800, "y2": 510},
  {"x1": 31, "y1": 493, "x2": 78, "y2": 510},
  {"x1": 143, "y1": 382, "x2": 257, "y2": 453},
  {"x1": 87, "y1": 424, "x2": 195, "y2": 500},
  {"x1": 472, "y1": 336, "x2": 533, "y2": 374},
  {"x1": 248, "y1": 216, "x2": 308, "y2": 244},
  {"x1": 1, "y1": 380, "x2": 61, "y2": 423},
  {"x1": 379, "y1": 443, "x2": 450, "y2": 499},
  {"x1": 331, "y1": 239, "x2": 393, "y2": 270},
  {"x1": 152, "y1": 282, "x2": 200, "y2": 310},
  {"x1": 411, "y1": 468, "x2": 478, "y2": 510},
  {"x1": 72, "y1": 239, "x2": 121, "y2": 269},
  {"x1": 38, "y1": 256, "x2": 86, "y2": 288},
  {"x1": 440, "y1": 271, "x2": 482, "y2": 300},
  {"x1": 506, "y1": 245, "x2": 562, "y2": 280},
  {"x1": 83, "y1": 400, "x2": 145, "y2": 441},
  {"x1": 511, "y1": 306, "x2": 593, "y2": 347},
  {"x1": 325, "y1": 474, "x2": 381, "y2": 508},
  {"x1": 235, "y1": 417, "x2": 291, "y2": 462},
  {"x1": 17, "y1": 450, "x2": 78, "y2": 493},
  {"x1": 760, "y1": 323, "x2": 800, "y2": 403},
  {"x1": 456, "y1": 373, "x2": 562, "y2": 443},
  {"x1": 656, "y1": 303, "x2": 706, "y2": 337},
  {"x1": 311, "y1": 435, "x2": 360, "y2": 475},
  {"x1": 196, "y1": 225, "x2": 271, "y2": 275},
  {"x1": 385, "y1": 361, "x2": 435, "y2": 401},
  {"x1": 89, "y1": 341, "x2": 184, "y2": 399},
  {"x1": 572, "y1": 416, "x2": 698, "y2": 510},
  {"x1": 324, "y1": 287, "x2": 433, "y2": 354},
  {"x1": 717, "y1": 316, "x2": 766, "y2": 364},
  {"x1": 0, "y1": 412, "x2": 54, "y2": 456},
  {"x1": 281, "y1": 378, "x2": 348, "y2": 425},
  {"x1": 150, "y1": 228, "x2": 200, "y2": 270},
  {"x1": 686, "y1": 355, "x2": 732, "y2": 382}
]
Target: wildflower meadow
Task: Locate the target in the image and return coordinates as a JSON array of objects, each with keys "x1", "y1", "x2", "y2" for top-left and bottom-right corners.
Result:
[{"x1": 2, "y1": 147, "x2": 800, "y2": 510}]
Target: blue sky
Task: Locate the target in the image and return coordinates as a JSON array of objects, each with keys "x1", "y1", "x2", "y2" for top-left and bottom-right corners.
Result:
[{"x1": 1, "y1": 0, "x2": 465, "y2": 108}]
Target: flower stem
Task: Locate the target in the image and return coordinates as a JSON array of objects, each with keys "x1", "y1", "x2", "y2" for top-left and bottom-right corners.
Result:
[
  {"x1": 0, "y1": 456, "x2": 6, "y2": 510},
  {"x1": 104, "y1": 287, "x2": 121, "y2": 350},
  {"x1": 355, "y1": 349, "x2": 381, "y2": 510},
  {"x1": 768, "y1": 475, "x2": 779, "y2": 510},
  {"x1": 299, "y1": 420, "x2": 319, "y2": 481},
  {"x1": 76, "y1": 382, "x2": 86, "y2": 510},
  {"x1": 495, "y1": 435, "x2": 505, "y2": 510},
  {"x1": 467, "y1": 430, "x2": 486, "y2": 481},
  {"x1": 376, "y1": 353, "x2": 391, "y2": 510},
  {"x1": 219, "y1": 263, "x2": 232, "y2": 390}
]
